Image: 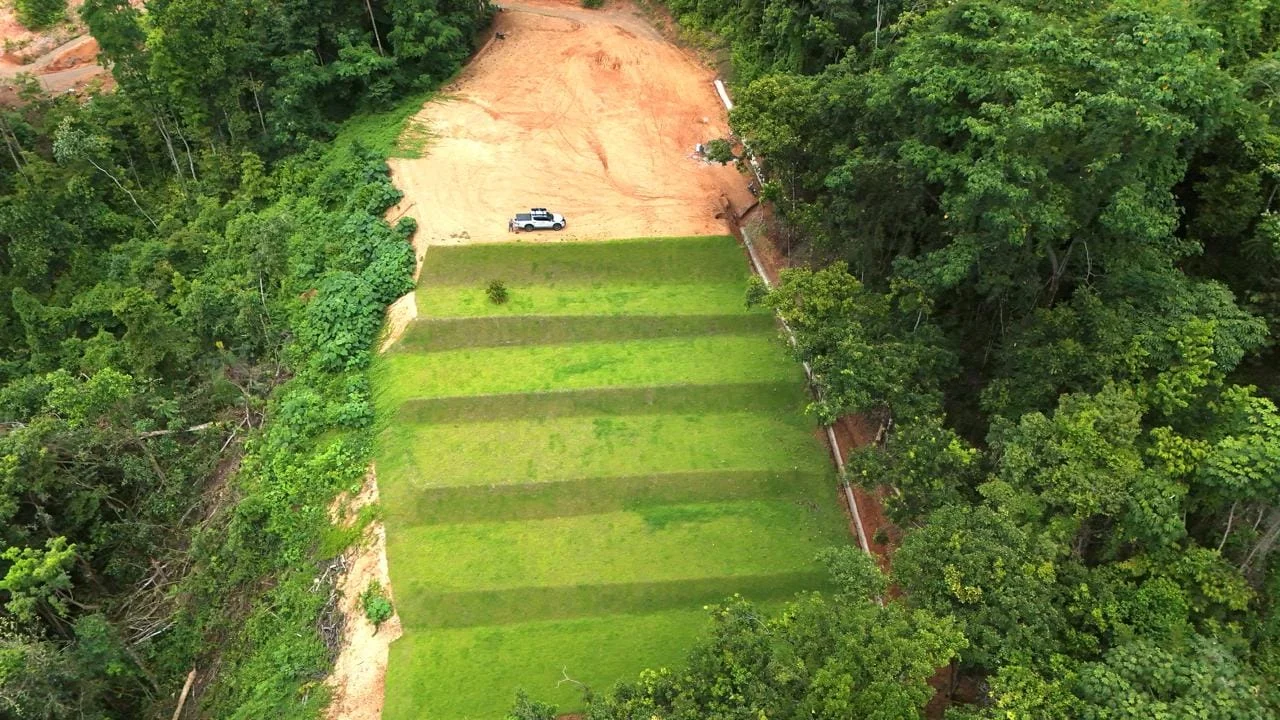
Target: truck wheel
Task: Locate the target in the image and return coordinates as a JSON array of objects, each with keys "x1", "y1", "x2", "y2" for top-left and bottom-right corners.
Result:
[
  {"x1": 553, "y1": 223, "x2": 564, "y2": 230},
  {"x1": 524, "y1": 224, "x2": 534, "y2": 231}
]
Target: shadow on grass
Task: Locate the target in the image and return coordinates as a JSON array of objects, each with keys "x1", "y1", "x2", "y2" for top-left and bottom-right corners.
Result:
[
  {"x1": 393, "y1": 313, "x2": 776, "y2": 351},
  {"x1": 397, "y1": 570, "x2": 830, "y2": 628},
  {"x1": 386, "y1": 469, "x2": 831, "y2": 525},
  {"x1": 394, "y1": 382, "x2": 807, "y2": 423}
]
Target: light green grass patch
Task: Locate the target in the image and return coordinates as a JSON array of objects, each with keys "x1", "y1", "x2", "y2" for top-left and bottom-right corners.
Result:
[
  {"x1": 376, "y1": 411, "x2": 828, "y2": 489},
  {"x1": 372, "y1": 334, "x2": 800, "y2": 407},
  {"x1": 385, "y1": 500, "x2": 843, "y2": 600},
  {"x1": 417, "y1": 281, "x2": 754, "y2": 318},
  {"x1": 330, "y1": 89, "x2": 437, "y2": 158},
  {"x1": 419, "y1": 236, "x2": 747, "y2": 287},
  {"x1": 384, "y1": 609, "x2": 712, "y2": 719}
]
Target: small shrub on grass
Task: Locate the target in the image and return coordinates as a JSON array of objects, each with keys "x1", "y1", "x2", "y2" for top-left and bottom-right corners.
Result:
[
  {"x1": 487, "y1": 279, "x2": 510, "y2": 304},
  {"x1": 704, "y1": 138, "x2": 734, "y2": 164},
  {"x1": 581, "y1": 0, "x2": 604, "y2": 8},
  {"x1": 361, "y1": 580, "x2": 394, "y2": 632},
  {"x1": 745, "y1": 276, "x2": 768, "y2": 307},
  {"x1": 506, "y1": 690, "x2": 557, "y2": 720}
]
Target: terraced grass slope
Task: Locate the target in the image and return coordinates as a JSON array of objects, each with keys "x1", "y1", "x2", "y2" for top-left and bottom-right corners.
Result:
[{"x1": 374, "y1": 236, "x2": 848, "y2": 719}]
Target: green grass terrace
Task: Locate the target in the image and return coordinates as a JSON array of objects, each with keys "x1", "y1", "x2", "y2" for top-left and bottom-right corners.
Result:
[{"x1": 373, "y1": 236, "x2": 849, "y2": 719}]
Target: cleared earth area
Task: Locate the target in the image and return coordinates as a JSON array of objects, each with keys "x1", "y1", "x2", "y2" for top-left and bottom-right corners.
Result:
[
  {"x1": 386, "y1": 0, "x2": 754, "y2": 250},
  {"x1": 374, "y1": 237, "x2": 848, "y2": 718}
]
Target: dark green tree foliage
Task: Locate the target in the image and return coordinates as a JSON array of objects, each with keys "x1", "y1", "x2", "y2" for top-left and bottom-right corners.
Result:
[
  {"x1": 665, "y1": 0, "x2": 898, "y2": 83},
  {"x1": 643, "y1": 0, "x2": 1280, "y2": 714},
  {"x1": 759, "y1": 262, "x2": 954, "y2": 422},
  {"x1": 0, "y1": 0, "x2": 440, "y2": 707},
  {"x1": 846, "y1": 414, "x2": 979, "y2": 524},
  {"x1": 0, "y1": 122, "x2": 414, "y2": 715},
  {"x1": 15, "y1": 0, "x2": 66, "y2": 29},
  {"x1": 894, "y1": 505, "x2": 1062, "y2": 671},
  {"x1": 81, "y1": 0, "x2": 490, "y2": 154}
]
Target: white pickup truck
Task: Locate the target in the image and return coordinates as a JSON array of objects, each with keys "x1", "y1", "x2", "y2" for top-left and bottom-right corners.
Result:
[{"x1": 510, "y1": 208, "x2": 566, "y2": 231}]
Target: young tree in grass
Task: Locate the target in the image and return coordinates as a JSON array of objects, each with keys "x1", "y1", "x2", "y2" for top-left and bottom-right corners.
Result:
[{"x1": 505, "y1": 691, "x2": 557, "y2": 720}]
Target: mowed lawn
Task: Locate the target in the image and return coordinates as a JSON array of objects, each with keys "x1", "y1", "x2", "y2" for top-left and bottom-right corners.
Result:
[{"x1": 374, "y1": 237, "x2": 848, "y2": 718}]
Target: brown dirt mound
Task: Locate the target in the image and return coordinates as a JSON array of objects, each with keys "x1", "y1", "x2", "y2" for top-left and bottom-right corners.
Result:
[
  {"x1": 44, "y1": 36, "x2": 97, "y2": 71},
  {"x1": 387, "y1": 0, "x2": 754, "y2": 255},
  {"x1": 379, "y1": 291, "x2": 418, "y2": 352}
]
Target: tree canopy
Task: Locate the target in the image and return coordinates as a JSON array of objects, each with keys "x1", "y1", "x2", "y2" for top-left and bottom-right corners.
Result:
[{"x1": 0, "y1": 0, "x2": 478, "y2": 715}]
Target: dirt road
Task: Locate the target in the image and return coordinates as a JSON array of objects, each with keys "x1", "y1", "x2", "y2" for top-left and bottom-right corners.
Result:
[
  {"x1": 0, "y1": 34, "x2": 106, "y2": 97},
  {"x1": 387, "y1": 0, "x2": 754, "y2": 257}
]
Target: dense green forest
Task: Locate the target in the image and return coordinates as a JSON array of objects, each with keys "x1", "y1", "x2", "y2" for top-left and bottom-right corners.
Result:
[
  {"x1": 0, "y1": 0, "x2": 486, "y2": 717},
  {"x1": 6, "y1": 0, "x2": 1280, "y2": 717},
  {"x1": 512, "y1": 0, "x2": 1280, "y2": 718}
]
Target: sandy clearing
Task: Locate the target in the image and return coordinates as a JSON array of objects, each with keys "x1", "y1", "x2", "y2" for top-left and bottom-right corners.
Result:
[
  {"x1": 378, "y1": 291, "x2": 418, "y2": 351},
  {"x1": 387, "y1": 0, "x2": 754, "y2": 263},
  {"x1": 324, "y1": 469, "x2": 403, "y2": 720}
]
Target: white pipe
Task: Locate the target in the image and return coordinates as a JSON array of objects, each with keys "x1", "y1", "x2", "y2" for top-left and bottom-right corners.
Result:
[
  {"x1": 739, "y1": 224, "x2": 872, "y2": 555},
  {"x1": 714, "y1": 79, "x2": 734, "y2": 111}
]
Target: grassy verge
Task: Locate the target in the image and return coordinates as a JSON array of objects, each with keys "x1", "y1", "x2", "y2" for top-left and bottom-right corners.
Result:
[
  {"x1": 418, "y1": 281, "x2": 756, "y2": 317},
  {"x1": 384, "y1": 609, "x2": 713, "y2": 718},
  {"x1": 159, "y1": 147, "x2": 417, "y2": 717},
  {"x1": 331, "y1": 89, "x2": 438, "y2": 158},
  {"x1": 373, "y1": 334, "x2": 800, "y2": 405},
  {"x1": 376, "y1": 411, "x2": 828, "y2": 487},
  {"x1": 419, "y1": 236, "x2": 749, "y2": 286}
]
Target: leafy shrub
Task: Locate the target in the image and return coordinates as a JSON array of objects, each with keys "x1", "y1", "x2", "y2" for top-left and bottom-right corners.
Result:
[
  {"x1": 164, "y1": 144, "x2": 416, "y2": 718},
  {"x1": 361, "y1": 581, "x2": 394, "y2": 631},
  {"x1": 487, "y1": 279, "x2": 510, "y2": 304},
  {"x1": 581, "y1": 0, "x2": 604, "y2": 8},
  {"x1": 745, "y1": 275, "x2": 768, "y2": 307},
  {"x1": 293, "y1": 271, "x2": 382, "y2": 372},
  {"x1": 15, "y1": 0, "x2": 65, "y2": 29},
  {"x1": 704, "y1": 138, "x2": 734, "y2": 164}
]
